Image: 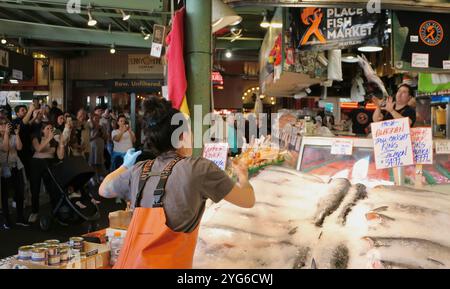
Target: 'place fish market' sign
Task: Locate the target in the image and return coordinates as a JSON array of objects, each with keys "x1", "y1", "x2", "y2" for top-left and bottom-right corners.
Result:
[{"x1": 290, "y1": 7, "x2": 386, "y2": 51}]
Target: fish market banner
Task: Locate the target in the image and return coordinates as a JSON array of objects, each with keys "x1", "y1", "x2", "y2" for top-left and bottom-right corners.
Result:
[
  {"x1": 203, "y1": 143, "x2": 229, "y2": 170},
  {"x1": 289, "y1": 7, "x2": 386, "y2": 51},
  {"x1": 371, "y1": 118, "x2": 414, "y2": 170},
  {"x1": 393, "y1": 11, "x2": 450, "y2": 72},
  {"x1": 410, "y1": 127, "x2": 433, "y2": 164}
]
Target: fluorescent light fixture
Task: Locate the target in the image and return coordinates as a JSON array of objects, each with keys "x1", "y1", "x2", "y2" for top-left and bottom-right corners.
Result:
[
  {"x1": 341, "y1": 53, "x2": 359, "y2": 63},
  {"x1": 260, "y1": 15, "x2": 270, "y2": 28},
  {"x1": 10, "y1": 99, "x2": 32, "y2": 103},
  {"x1": 121, "y1": 9, "x2": 131, "y2": 21},
  {"x1": 87, "y1": 9, "x2": 97, "y2": 26},
  {"x1": 358, "y1": 46, "x2": 383, "y2": 52},
  {"x1": 110, "y1": 44, "x2": 116, "y2": 54},
  {"x1": 212, "y1": 0, "x2": 242, "y2": 33},
  {"x1": 225, "y1": 50, "x2": 232, "y2": 58},
  {"x1": 9, "y1": 79, "x2": 18, "y2": 84}
]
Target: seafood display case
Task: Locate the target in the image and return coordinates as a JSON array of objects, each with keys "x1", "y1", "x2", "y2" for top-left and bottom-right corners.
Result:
[{"x1": 296, "y1": 136, "x2": 450, "y2": 186}]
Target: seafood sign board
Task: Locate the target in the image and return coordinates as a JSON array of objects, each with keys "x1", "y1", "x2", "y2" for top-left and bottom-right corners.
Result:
[
  {"x1": 203, "y1": 143, "x2": 229, "y2": 170},
  {"x1": 331, "y1": 139, "x2": 353, "y2": 155},
  {"x1": 371, "y1": 118, "x2": 414, "y2": 170},
  {"x1": 410, "y1": 127, "x2": 433, "y2": 164}
]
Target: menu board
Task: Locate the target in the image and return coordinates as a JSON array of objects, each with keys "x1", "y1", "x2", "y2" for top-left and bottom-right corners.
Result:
[
  {"x1": 203, "y1": 143, "x2": 229, "y2": 170},
  {"x1": 410, "y1": 127, "x2": 433, "y2": 164},
  {"x1": 371, "y1": 118, "x2": 414, "y2": 169}
]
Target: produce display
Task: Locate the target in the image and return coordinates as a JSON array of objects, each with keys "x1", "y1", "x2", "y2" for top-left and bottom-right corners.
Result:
[{"x1": 194, "y1": 166, "x2": 450, "y2": 269}]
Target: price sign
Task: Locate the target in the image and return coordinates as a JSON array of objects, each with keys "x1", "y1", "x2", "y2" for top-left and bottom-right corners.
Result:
[
  {"x1": 203, "y1": 143, "x2": 229, "y2": 170},
  {"x1": 331, "y1": 139, "x2": 353, "y2": 155}
]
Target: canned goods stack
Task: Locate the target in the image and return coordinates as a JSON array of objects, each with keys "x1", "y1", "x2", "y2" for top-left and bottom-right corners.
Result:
[{"x1": 15, "y1": 236, "x2": 89, "y2": 268}]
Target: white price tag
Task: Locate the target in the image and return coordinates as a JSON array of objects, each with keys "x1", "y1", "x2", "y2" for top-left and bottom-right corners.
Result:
[
  {"x1": 331, "y1": 139, "x2": 353, "y2": 155},
  {"x1": 436, "y1": 139, "x2": 450, "y2": 154},
  {"x1": 411, "y1": 53, "x2": 429, "y2": 68}
]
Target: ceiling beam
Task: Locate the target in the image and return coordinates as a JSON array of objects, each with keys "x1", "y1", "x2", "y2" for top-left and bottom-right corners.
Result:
[
  {"x1": 27, "y1": 0, "x2": 166, "y2": 13},
  {"x1": 215, "y1": 39, "x2": 262, "y2": 50},
  {"x1": 0, "y1": 3, "x2": 164, "y2": 22},
  {"x1": 0, "y1": 19, "x2": 150, "y2": 48}
]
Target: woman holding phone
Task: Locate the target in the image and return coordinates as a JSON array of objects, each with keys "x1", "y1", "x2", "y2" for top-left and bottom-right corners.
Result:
[{"x1": 110, "y1": 114, "x2": 135, "y2": 171}]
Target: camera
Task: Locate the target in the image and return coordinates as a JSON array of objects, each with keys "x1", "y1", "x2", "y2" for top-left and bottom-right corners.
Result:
[{"x1": 8, "y1": 122, "x2": 17, "y2": 135}]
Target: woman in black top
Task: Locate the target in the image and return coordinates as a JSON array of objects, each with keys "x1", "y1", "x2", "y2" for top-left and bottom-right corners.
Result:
[{"x1": 373, "y1": 83, "x2": 416, "y2": 127}]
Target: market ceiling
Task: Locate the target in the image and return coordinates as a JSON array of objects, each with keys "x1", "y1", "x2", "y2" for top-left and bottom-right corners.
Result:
[
  {"x1": 0, "y1": 0, "x2": 267, "y2": 53},
  {"x1": 226, "y1": 0, "x2": 450, "y2": 13}
]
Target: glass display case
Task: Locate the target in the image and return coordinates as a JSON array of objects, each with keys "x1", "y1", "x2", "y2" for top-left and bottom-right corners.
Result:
[{"x1": 296, "y1": 136, "x2": 450, "y2": 187}]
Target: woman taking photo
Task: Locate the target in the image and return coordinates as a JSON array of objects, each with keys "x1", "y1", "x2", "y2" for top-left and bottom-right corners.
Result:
[
  {"x1": 0, "y1": 118, "x2": 28, "y2": 229},
  {"x1": 99, "y1": 97, "x2": 255, "y2": 269},
  {"x1": 28, "y1": 122, "x2": 65, "y2": 223},
  {"x1": 110, "y1": 115, "x2": 135, "y2": 171}
]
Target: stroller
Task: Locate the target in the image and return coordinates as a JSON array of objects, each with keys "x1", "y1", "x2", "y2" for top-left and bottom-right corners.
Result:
[{"x1": 39, "y1": 156, "x2": 101, "y2": 231}]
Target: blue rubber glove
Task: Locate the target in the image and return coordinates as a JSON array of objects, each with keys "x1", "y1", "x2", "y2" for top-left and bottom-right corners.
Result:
[{"x1": 122, "y1": 148, "x2": 142, "y2": 169}]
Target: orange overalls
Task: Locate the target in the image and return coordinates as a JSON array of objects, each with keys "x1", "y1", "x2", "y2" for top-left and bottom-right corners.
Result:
[{"x1": 114, "y1": 156, "x2": 199, "y2": 269}]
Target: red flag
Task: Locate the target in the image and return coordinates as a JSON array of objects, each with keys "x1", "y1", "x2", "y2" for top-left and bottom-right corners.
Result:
[{"x1": 166, "y1": 7, "x2": 189, "y2": 115}]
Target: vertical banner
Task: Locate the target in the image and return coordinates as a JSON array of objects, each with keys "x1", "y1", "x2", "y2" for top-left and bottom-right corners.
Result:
[
  {"x1": 410, "y1": 127, "x2": 433, "y2": 164},
  {"x1": 371, "y1": 118, "x2": 414, "y2": 170}
]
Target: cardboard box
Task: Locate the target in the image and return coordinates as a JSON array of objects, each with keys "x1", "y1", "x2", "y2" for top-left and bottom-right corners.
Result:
[
  {"x1": 108, "y1": 210, "x2": 132, "y2": 230},
  {"x1": 10, "y1": 242, "x2": 110, "y2": 269}
]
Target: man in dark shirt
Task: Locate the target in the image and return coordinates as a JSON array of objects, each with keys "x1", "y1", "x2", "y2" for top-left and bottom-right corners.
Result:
[
  {"x1": 349, "y1": 101, "x2": 373, "y2": 135},
  {"x1": 373, "y1": 83, "x2": 416, "y2": 127},
  {"x1": 12, "y1": 104, "x2": 35, "y2": 179}
]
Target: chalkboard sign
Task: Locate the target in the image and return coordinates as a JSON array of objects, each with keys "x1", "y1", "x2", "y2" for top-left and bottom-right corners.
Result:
[{"x1": 371, "y1": 118, "x2": 414, "y2": 169}]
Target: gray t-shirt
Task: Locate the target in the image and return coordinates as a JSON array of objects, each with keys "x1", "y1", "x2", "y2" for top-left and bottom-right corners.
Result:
[{"x1": 110, "y1": 151, "x2": 235, "y2": 233}]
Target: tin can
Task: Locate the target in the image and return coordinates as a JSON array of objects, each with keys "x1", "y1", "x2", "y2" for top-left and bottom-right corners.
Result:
[
  {"x1": 31, "y1": 248, "x2": 47, "y2": 265},
  {"x1": 17, "y1": 246, "x2": 35, "y2": 261},
  {"x1": 44, "y1": 239, "x2": 60, "y2": 246},
  {"x1": 69, "y1": 237, "x2": 84, "y2": 252},
  {"x1": 48, "y1": 254, "x2": 61, "y2": 266},
  {"x1": 60, "y1": 249, "x2": 69, "y2": 265},
  {"x1": 46, "y1": 245, "x2": 59, "y2": 257},
  {"x1": 32, "y1": 243, "x2": 47, "y2": 248},
  {"x1": 80, "y1": 252, "x2": 87, "y2": 269}
]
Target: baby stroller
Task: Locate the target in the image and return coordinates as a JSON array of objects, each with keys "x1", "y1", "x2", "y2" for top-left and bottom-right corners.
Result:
[{"x1": 39, "y1": 157, "x2": 101, "y2": 231}]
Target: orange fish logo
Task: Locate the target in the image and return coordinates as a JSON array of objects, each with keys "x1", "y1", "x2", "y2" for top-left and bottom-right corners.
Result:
[
  {"x1": 300, "y1": 8, "x2": 326, "y2": 45},
  {"x1": 419, "y1": 20, "x2": 444, "y2": 47}
]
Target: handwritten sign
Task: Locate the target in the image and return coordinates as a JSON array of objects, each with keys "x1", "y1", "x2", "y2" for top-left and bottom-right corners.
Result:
[
  {"x1": 410, "y1": 127, "x2": 433, "y2": 164},
  {"x1": 435, "y1": 139, "x2": 450, "y2": 154},
  {"x1": 331, "y1": 139, "x2": 353, "y2": 155},
  {"x1": 203, "y1": 143, "x2": 229, "y2": 170},
  {"x1": 371, "y1": 118, "x2": 414, "y2": 169}
]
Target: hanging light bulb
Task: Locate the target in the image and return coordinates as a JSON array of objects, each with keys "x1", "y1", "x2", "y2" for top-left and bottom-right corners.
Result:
[
  {"x1": 1, "y1": 37, "x2": 6, "y2": 45},
  {"x1": 260, "y1": 14, "x2": 270, "y2": 28},
  {"x1": 225, "y1": 50, "x2": 232, "y2": 58},
  {"x1": 141, "y1": 27, "x2": 151, "y2": 40},
  {"x1": 120, "y1": 9, "x2": 131, "y2": 21},
  {"x1": 110, "y1": 44, "x2": 116, "y2": 54},
  {"x1": 87, "y1": 7, "x2": 97, "y2": 26}
]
